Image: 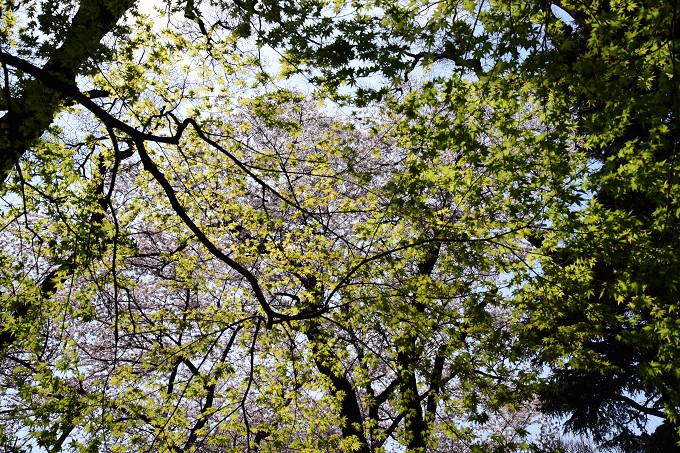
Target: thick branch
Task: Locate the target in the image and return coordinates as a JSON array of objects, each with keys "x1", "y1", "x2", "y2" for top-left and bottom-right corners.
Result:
[
  {"x1": 0, "y1": 0, "x2": 136, "y2": 182},
  {"x1": 313, "y1": 355, "x2": 369, "y2": 452},
  {"x1": 611, "y1": 394, "x2": 666, "y2": 419}
]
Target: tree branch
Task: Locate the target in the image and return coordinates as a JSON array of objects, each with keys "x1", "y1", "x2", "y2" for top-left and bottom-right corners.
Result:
[{"x1": 0, "y1": 0, "x2": 136, "y2": 182}]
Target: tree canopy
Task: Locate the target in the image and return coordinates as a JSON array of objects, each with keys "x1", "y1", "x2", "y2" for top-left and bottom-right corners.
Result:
[{"x1": 0, "y1": 0, "x2": 678, "y2": 451}]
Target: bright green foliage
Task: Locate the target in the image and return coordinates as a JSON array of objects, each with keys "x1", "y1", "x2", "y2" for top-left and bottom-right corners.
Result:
[
  {"x1": 280, "y1": 0, "x2": 680, "y2": 447},
  {"x1": 510, "y1": 1, "x2": 680, "y2": 450},
  {"x1": 0, "y1": 88, "x2": 535, "y2": 451},
  {"x1": 0, "y1": 0, "x2": 678, "y2": 452}
]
